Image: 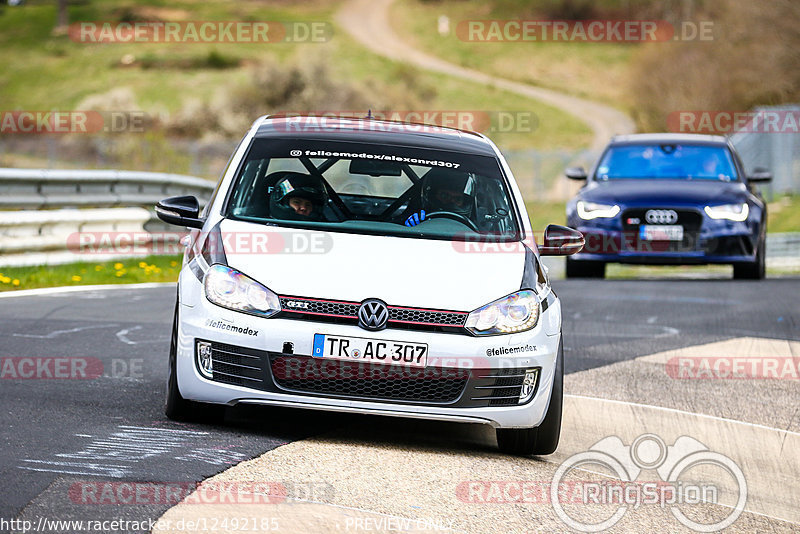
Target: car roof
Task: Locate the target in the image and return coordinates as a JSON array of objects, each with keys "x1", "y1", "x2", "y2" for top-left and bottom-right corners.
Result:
[
  {"x1": 609, "y1": 133, "x2": 729, "y2": 146},
  {"x1": 253, "y1": 115, "x2": 498, "y2": 156}
]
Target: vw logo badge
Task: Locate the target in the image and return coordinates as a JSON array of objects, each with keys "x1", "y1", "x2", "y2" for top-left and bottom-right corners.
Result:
[
  {"x1": 645, "y1": 209, "x2": 678, "y2": 224},
  {"x1": 358, "y1": 299, "x2": 389, "y2": 331}
]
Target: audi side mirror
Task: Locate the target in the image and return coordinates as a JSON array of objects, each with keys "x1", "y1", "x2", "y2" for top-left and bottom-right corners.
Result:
[
  {"x1": 748, "y1": 167, "x2": 772, "y2": 183},
  {"x1": 156, "y1": 196, "x2": 205, "y2": 229},
  {"x1": 565, "y1": 167, "x2": 588, "y2": 181},
  {"x1": 538, "y1": 225, "x2": 585, "y2": 256}
]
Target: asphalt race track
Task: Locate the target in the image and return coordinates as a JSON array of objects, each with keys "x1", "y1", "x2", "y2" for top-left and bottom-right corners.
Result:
[{"x1": 1, "y1": 279, "x2": 798, "y2": 533}]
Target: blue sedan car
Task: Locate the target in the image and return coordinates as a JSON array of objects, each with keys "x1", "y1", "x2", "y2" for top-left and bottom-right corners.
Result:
[{"x1": 565, "y1": 133, "x2": 771, "y2": 279}]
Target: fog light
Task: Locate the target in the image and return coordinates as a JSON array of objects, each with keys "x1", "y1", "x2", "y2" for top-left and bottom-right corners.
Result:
[
  {"x1": 519, "y1": 369, "x2": 539, "y2": 404},
  {"x1": 197, "y1": 341, "x2": 213, "y2": 378}
]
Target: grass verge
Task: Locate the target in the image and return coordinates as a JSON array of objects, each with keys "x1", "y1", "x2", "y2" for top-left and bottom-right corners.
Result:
[{"x1": 0, "y1": 255, "x2": 181, "y2": 293}]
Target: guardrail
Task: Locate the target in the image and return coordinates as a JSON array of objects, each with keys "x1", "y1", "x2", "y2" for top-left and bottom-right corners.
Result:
[
  {"x1": 0, "y1": 168, "x2": 215, "y2": 267},
  {"x1": 0, "y1": 168, "x2": 214, "y2": 209}
]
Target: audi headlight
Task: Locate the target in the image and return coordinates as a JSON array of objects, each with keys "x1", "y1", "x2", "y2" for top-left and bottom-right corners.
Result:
[
  {"x1": 203, "y1": 264, "x2": 281, "y2": 317},
  {"x1": 577, "y1": 200, "x2": 621, "y2": 220},
  {"x1": 465, "y1": 290, "x2": 540, "y2": 336},
  {"x1": 704, "y1": 203, "x2": 749, "y2": 222}
]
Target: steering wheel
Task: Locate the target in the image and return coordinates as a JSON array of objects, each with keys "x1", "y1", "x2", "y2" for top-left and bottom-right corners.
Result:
[{"x1": 424, "y1": 211, "x2": 479, "y2": 232}]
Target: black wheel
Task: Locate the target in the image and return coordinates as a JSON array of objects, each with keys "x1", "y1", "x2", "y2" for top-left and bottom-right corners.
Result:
[
  {"x1": 733, "y1": 237, "x2": 765, "y2": 280},
  {"x1": 165, "y1": 302, "x2": 198, "y2": 421},
  {"x1": 565, "y1": 258, "x2": 605, "y2": 279},
  {"x1": 496, "y1": 336, "x2": 563, "y2": 456}
]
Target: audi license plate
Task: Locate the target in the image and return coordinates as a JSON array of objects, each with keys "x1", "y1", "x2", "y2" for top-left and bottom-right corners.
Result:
[
  {"x1": 312, "y1": 334, "x2": 428, "y2": 368},
  {"x1": 640, "y1": 225, "x2": 684, "y2": 241}
]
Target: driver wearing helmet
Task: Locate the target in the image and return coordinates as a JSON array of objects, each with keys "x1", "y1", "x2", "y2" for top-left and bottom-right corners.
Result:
[
  {"x1": 404, "y1": 168, "x2": 477, "y2": 227},
  {"x1": 269, "y1": 172, "x2": 328, "y2": 221}
]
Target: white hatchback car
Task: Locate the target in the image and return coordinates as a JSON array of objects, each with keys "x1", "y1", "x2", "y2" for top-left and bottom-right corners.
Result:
[{"x1": 156, "y1": 116, "x2": 584, "y2": 455}]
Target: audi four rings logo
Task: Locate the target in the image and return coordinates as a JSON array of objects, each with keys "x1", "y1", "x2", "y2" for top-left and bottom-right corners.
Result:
[
  {"x1": 358, "y1": 299, "x2": 389, "y2": 330},
  {"x1": 645, "y1": 209, "x2": 679, "y2": 224}
]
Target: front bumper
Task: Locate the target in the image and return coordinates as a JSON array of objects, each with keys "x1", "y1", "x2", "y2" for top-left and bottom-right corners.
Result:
[
  {"x1": 175, "y1": 275, "x2": 562, "y2": 429},
  {"x1": 569, "y1": 209, "x2": 759, "y2": 264}
]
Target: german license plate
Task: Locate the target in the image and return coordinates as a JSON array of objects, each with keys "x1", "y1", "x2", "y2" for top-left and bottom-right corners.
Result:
[
  {"x1": 639, "y1": 225, "x2": 684, "y2": 241},
  {"x1": 312, "y1": 334, "x2": 428, "y2": 368}
]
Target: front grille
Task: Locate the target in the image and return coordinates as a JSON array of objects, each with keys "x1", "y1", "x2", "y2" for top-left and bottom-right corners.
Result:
[
  {"x1": 278, "y1": 296, "x2": 468, "y2": 333},
  {"x1": 270, "y1": 355, "x2": 469, "y2": 404},
  {"x1": 621, "y1": 208, "x2": 703, "y2": 253}
]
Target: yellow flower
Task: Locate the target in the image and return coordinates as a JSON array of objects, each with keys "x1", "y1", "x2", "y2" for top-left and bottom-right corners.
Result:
[
  {"x1": 139, "y1": 261, "x2": 147, "y2": 268},
  {"x1": 12, "y1": 279, "x2": 20, "y2": 286},
  {"x1": 170, "y1": 261, "x2": 178, "y2": 267},
  {"x1": 114, "y1": 262, "x2": 124, "y2": 270},
  {"x1": 0, "y1": 276, "x2": 10, "y2": 284},
  {"x1": 95, "y1": 265, "x2": 103, "y2": 271},
  {"x1": 115, "y1": 271, "x2": 125, "y2": 277},
  {"x1": 71, "y1": 275, "x2": 81, "y2": 282},
  {"x1": 154, "y1": 267, "x2": 162, "y2": 274}
]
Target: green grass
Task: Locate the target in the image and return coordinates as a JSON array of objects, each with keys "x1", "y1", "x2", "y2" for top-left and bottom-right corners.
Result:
[
  {"x1": 526, "y1": 201, "x2": 567, "y2": 232},
  {"x1": 390, "y1": 0, "x2": 637, "y2": 109},
  {"x1": 0, "y1": 255, "x2": 181, "y2": 292},
  {"x1": 0, "y1": 0, "x2": 337, "y2": 111},
  {"x1": 768, "y1": 195, "x2": 800, "y2": 233},
  {"x1": 0, "y1": 0, "x2": 591, "y2": 152}
]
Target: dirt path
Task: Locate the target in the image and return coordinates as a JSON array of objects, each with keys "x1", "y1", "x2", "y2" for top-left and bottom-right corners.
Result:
[{"x1": 335, "y1": 0, "x2": 636, "y2": 153}]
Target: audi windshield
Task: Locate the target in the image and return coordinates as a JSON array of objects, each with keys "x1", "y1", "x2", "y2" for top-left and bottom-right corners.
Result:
[
  {"x1": 595, "y1": 144, "x2": 739, "y2": 181},
  {"x1": 225, "y1": 139, "x2": 520, "y2": 241}
]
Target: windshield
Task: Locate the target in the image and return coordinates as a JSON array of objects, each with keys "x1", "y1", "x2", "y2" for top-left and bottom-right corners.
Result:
[
  {"x1": 596, "y1": 144, "x2": 738, "y2": 181},
  {"x1": 225, "y1": 138, "x2": 520, "y2": 241}
]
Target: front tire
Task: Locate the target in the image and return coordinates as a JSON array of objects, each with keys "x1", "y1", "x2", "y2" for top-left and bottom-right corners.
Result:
[
  {"x1": 165, "y1": 302, "x2": 195, "y2": 420},
  {"x1": 496, "y1": 336, "x2": 563, "y2": 456},
  {"x1": 565, "y1": 258, "x2": 605, "y2": 279},
  {"x1": 733, "y1": 237, "x2": 765, "y2": 280}
]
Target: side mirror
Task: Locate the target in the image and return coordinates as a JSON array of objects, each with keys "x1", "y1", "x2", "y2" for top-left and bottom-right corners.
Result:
[
  {"x1": 565, "y1": 166, "x2": 588, "y2": 181},
  {"x1": 748, "y1": 167, "x2": 772, "y2": 183},
  {"x1": 156, "y1": 196, "x2": 205, "y2": 229},
  {"x1": 538, "y1": 225, "x2": 584, "y2": 256}
]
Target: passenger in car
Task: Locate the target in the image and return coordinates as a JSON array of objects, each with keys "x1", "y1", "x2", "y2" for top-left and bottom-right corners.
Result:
[{"x1": 268, "y1": 173, "x2": 329, "y2": 221}]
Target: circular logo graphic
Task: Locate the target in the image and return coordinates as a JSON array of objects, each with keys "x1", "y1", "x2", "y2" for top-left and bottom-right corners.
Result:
[{"x1": 290, "y1": 150, "x2": 302, "y2": 157}]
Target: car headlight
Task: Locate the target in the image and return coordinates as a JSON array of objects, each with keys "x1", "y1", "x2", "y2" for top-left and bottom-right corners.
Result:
[
  {"x1": 465, "y1": 290, "x2": 540, "y2": 336},
  {"x1": 203, "y1": 264, "x2": 281, "y2": 318},
  {"x1": 704, "y1": 203, "x2": 749, "y2": 222},
  {"x1": 577, "y1": 200, "x2": 621, "y2": 220}
]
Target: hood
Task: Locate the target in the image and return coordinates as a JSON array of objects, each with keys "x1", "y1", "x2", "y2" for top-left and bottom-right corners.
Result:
[
  {"x1": 581, "y1": 179, "x2": 747, "y2": 207},
  {"x1": 218, "y1": 219, "x2": 526, "y2": 312}
]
